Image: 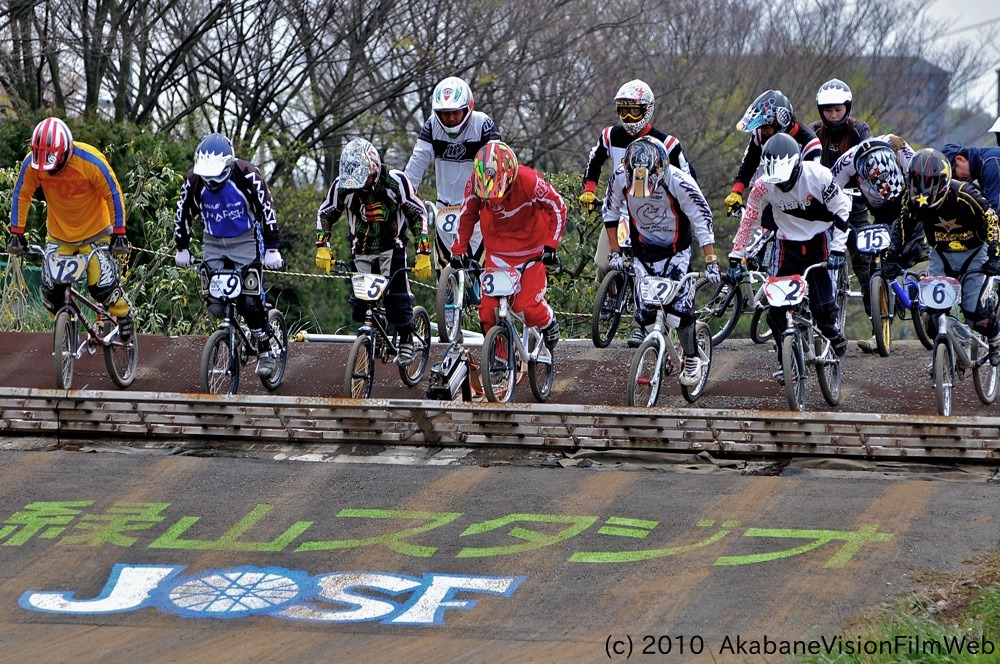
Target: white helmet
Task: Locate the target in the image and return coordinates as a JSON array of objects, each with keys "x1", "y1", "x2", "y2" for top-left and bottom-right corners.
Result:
[
  {"x1": 432, "y1": 77, "x2": 475, "y2": 138},
  {"x1": 614, "y1": 80, "x2": 655, "y2": 136},
  {"x1": 816, "y1": 78, "x2": 853, "y2": 128},
  {"x1": 339, "y1": 138, "x2": 381, "y2": 190}
]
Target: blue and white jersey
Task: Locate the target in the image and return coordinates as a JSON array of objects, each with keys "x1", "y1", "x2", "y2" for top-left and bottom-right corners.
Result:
[{"x1": 404, "y1": 110, "x2": 501, "y2": 206}]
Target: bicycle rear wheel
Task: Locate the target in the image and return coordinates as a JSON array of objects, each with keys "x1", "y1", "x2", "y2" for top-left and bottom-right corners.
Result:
[
  {"x1": 692, "y1": 278, "x2": 741, "y2": 346},
  {"x1": 627, "y1": 335, "x2": 662, "y2": 407},
  {"x1": 200, "y1": 328, "x2": 239, "y2": 395},
  {"x1": 436, "y1": 266, "x2": 464, "y2": 343},
  {"x1": 749, "y1": 305, "x2": 773, "y2": 344},
  {"x1": 815, "y1": 336, "x2": 842, "y2": 406},
  {"x1": 483, "y1": 322, "x2": 517, "y2": 403},
  {"x1": 591, "y1": 270, "x2": 628, "y2": 348},
  {"x1": 681, "y1": 321, "x2": 713, "y2": 403},
  {"x1": 912, "y1": 305, "x2": 934, "y2": 350},
  {"x1": 869, "y1": 275, "x2": 892, "y2": 357},
  {"x1": 53, "y1": 310, "x2": 77, "y2": 390},
  {"x1": 932, "y1": 339, "x2": 953, "y2": 416},
  {"x1": 782, "y1": 333, "x2": 806, "y2": 412},
  {"x1": 834, "y1": 268, "x2": 849, "y2": 332},
  {"x1": 972, "y1": 336, "x2": 998, "y2": 405},
  {"x1": 103, "y1": 318, "x2": 138, "y2": 388},
  {"x1": 259, "y1": 309, "x2": 288, "y2": 391},
  {"x1": 399, "y1": 306, "x2": 431, "y2": 386},
  {"x1": 528, "y1": 332, "x2": 554, "y2": 402},
  {"x1": 345, "y1": 333, "x2": 375, "y2": 398}
]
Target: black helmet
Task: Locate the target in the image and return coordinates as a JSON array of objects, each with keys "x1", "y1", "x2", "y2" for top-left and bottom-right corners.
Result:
[
  {"x1": 906, "y1": 148, "x2": 951, "y2": 209},
  {"x1": 737, "y1": 89, "x2": 794, "y2": 133},
  {"x1": 816, "y1": 79, "x2": 853, "y2": 129},
  {"x1": 760, "y1": 133, "x2": 801, "y2": 192}
]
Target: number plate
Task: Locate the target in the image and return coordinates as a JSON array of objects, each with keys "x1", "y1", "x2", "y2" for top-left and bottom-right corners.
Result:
[
  {"x1": 209, "y1": 271, "x2": 243, "y2": 299},
  {"x1": 854, "y1": 224, "x2": 891, "y2": 254},
  {"x1": 764, "y1": 275, "x2": 808, "y2": 306},
  {"x1": 435, "y1": 205, "x2": 462, "y2": 236},
  {"x1": 45, "y1": 253, "x2": 88, "y2": 284},
  {"x1": 351, "y1": 273, "x2": 389, "y2": 301},
  {"x1": 638, "y1": 276, "x2": 677, "y2": 306},
  {"x1": 480, "y1": 268, "x2": 520, "y2": 297},
  {"x1": 918, "y1": 276, "x2": 960, "y2": 309}
]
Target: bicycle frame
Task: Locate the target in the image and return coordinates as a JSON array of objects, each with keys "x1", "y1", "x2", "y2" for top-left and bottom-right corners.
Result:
[
  {"x1": 927, "y1": 274, "x2": 998, "y2": 373},
  {"x1": 636, "y1": 272, "x2": 701, "y2": 386},
  {"x1": 777, "y1": 263, "x2": 834, "y2": 362},
  {"x1": 492, "y1": 272, "x2": 550, "y2": 371}
]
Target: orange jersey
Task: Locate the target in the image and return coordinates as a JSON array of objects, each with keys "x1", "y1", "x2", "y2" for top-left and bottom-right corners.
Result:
[{"x1": 11, "y1": 142, "x2": 125, "y2": 243}]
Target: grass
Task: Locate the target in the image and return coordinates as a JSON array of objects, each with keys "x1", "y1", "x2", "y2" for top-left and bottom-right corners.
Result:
[{"x1": 800, "y1": 551, "x2": 1000, "y2": 663}]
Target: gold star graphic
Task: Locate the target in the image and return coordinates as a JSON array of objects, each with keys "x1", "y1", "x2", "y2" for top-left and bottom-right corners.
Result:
[
  {"x1": 937, "y1": 218, "x2": 960, "y2": 232},
  {"x1": 915, "y1": 193, "x2": 929, "y2": 206}
]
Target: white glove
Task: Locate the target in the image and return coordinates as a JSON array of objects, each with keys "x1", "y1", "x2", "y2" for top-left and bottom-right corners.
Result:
[
  {"x1": 608, "y1": 251, "x2": 624, "y2": 271},
  {"x1": 705, "y1": 263, "x2": 722, "y2": 283},
  {"x1": 263, "y1": 249, "x2": 284, "y2": 269},
  {"x1": 175, "y1": 248, "x2": 192, "y2": 268}
]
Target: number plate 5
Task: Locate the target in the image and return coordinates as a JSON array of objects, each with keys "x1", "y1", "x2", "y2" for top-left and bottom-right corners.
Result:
[
  {"x1": 351, "y1": 273, "x2": 389, "y2": 301},
  {"x1": 918, "y1": 276, "x2": 960, "y2": 309},
  {"x1": 764, "y1": 275, "x2": 808, "y2": 306}
]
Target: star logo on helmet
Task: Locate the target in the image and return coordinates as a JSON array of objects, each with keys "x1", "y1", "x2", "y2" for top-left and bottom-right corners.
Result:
[{"x1": 915, "y1": 194, "x2": 930, "y2": 206}]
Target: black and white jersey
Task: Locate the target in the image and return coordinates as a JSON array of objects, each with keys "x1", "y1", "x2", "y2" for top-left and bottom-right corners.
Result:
[
  {"x1": 583, "y1": 125, "x2": 695, "y2": 189},
  {"x1": 404, "y1": 111, "x2": 501, "y2": 206},
  {"x1": 733, "y1": 123, "x2": 821, "y2": 193},
  {"x1": 603, "y1": 164, "x2": 714, "y2": 262},
  {"x1": 730, "y1": 161, "x2": 850, "y2": 258}
]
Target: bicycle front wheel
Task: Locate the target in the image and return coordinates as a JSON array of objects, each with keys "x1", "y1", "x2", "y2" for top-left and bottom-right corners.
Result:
[
  {"x1": 681, "y1": 321, "x2": 713, "y2": 403},
  {"x1": 692, "y1": 278, "x2": 740, "y2": 346},
  {"x1": 345, "y1": 333, "x2": 375, "y2": 398},
  {"x1": 782, "y1": 333, "x2": 806, "y2": 412},
  {"x1": 972, "y1": 335, "x2": 998, "y2": 405},
  {"x1": 528, "y1": 332, "x2": 554, "y2": 402},
  {"x1": 482, "y1": 322, "x2": 517, "y2": 403},
  {"x1": 913, "y1": 305, "x2": 934, "y2": 350},
  {"x1": 260, "y1": 309, "x2": 288, "y2": 391},
  {"x1": 201, "y1": 328, "x2": 239, "y2": 395},
  {"x1": 834, "y1": 268, "x2": 849, "y2": 333},
  {"x1": 53, "y1": 310, "x2": 77, "y2": 390},
  {"x1": 399, "y1": 306, "x2": 431, "y2": 386},
  {"x1": 591, "y1": 270, "x2": 628, "y2": 348},
  {"x1": 869, "y1": 275, "x2": 892, "y2": 357},
  {"x1": 932, "y1": 339, "x2": 953, "y2": 416},
  {"x1": 435, "y1": 266, "x2": 464, "y2": 343},
  {"x1": 103, "y1": 318, "x2": 138, "y2": 388},
  {"x1": 815, "y1": 336, "x2": 842, "y2": 407},
  {"x1": 627, "y1": 335, "x2": 662, "y2": 407}
]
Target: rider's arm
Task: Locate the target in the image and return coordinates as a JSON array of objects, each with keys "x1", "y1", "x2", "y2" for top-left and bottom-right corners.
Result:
[
  {"x1": 403, "y1": 122, "x2": 434, "y2": 189},
  {"x1": 653, "y1": 129, "x2": 696, "y2": 181},
  {"x1": 316, "y1": 180, "x2": 345, "y2": 242},
  {"x1": 452, "y1": 179, "x2": 480, "y2": 257},
  {"x1": 392, "y1": 170, "x2": 428, "y2": 242},
  {"x1": 729, "y1": 180, "x2": 768, "y2": 258},
  {"x1": 667, "y1": 167, "x2": 715, "y2": 249},
  {"x1": 956, "y1": 182, "x2": 1000, "y2": 246},
  {"x1": 603, "y1": 170, "x2": 627, "y2": 254},
  {"x1": 819, "y1": 172, "x2": 851, "y2": 254},
  {"x1": 238, "y1": 161, "x2": 280, "y2": 250},
  {"x1": 173, "y1": 171, "x2": 202, "y2": 251},
  {"x1": 582, "y1": 127, "x2": 612, "y2": 193},
  {"x1": 732, "y1": 138, "x2": 762, "y2": 195},
  {"x1": 10, "y1": 155, "x2": 38, "y2": 235}
]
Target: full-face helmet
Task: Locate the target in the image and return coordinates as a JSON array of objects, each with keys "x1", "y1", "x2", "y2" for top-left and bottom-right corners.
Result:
[
  {"x1": 760, "y1": 133, "x2": 802, "y2": 192},
  {"x1": 623, "y1": 136, "x2": 668, "y2": 198},
  {"x1": 854, "y1": 140, "x2": 904, "y2": 208},
  {"x1": 432, "y1": 77, "x2": 475, "y2": 138},
  {"x1": 30, "y1": 117, "x2": 74, "y2": 172},
  {"x1": 614, "y1": 80, "x2": 655, "y2": 136},
  {"x1": 339, "y1": 138, "x2": 382, "y2": 190},
  {"x1": 193, "y1": 133, "x2": 236, "y2": 191},
  {"x1": 737, "y1": 90, "x2": 794, "y2": 134},
  {"x1": 472, "y1": 141, "x2": 518, "y2": 201},
  {"x1": 906, "y1": 148, "x2": 951, "y2": 209}
]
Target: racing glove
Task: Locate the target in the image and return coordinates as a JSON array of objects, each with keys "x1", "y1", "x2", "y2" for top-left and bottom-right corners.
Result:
[
  {"x1": 724, "y1": 191, "x2": 743, "y2": 215},
  {"x1": 315, "y1": 246, "x2": 332, "y2": 274},
  {"x1": 263, "y1": 249, "x2": 284, "y2": 270},
  {"x1": 110, "y1": 233, "x2": 131, "y2": 256},
  {"x1": 542, "y1": 246, "x2": 559, "y2": 266},
  {"x1": 6, "y1": 232, "x2": 27, "y2": 256},
  {"x1": 727, "y1": 257, "x2": 746, "y2": 283},
  {"x1": 608, "y1": 251, "x2": 624, "y2": 271},
  {"x1": 175, "y1": 248, "x2": 193, "y2": 268},
  {"x1": 826, "y1": 251, "x2": 846, "y2": 270},
  {"x1": 413, "y1": 253, "x2": 432, "y2": 278}
]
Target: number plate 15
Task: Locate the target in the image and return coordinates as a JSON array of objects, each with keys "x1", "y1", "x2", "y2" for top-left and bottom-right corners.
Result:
[
  {"x1": 764, "y1": 275, "x2": 808, "y2": 306},
  {"x1": 854, "y1": 224, "x2": 891, "y2": 254},
  {"x1": 918, "y1": 276, "x2": 960, "y2": 309}
]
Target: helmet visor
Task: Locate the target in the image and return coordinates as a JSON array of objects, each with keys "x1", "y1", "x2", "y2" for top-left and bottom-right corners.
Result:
[{"x1": 617, "y1": 103, "x2": 647, "y2": 124}]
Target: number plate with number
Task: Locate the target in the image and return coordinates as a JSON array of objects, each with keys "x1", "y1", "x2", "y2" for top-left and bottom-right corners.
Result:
[
  {"x1": 45, "y1": 253, "x2": 88, "y2": 284},
  {"x1": 209, "y1": 271, "x2": 243, "y2": 299},
  {"x1": 351, "y1": 273, "x2": 389, "y2": 301},
  {"x1": 918, "y1": 276, "x2": 961, "y2": 309},
  {"x1": 764, "y1": 275, "x2": 808, "y2": 306},
  {"x1": 638, "y1": 276, "x2": 677, "y2": 306},
  {"x1": 435, "y1": 206, "x2": 462, "y2": 236},
  {"x1": 480, "y1": 268, "x2": 519, "y2": 297},
  {"x1": 854, "y1": 224, "x2": 891, "y2": 254}
]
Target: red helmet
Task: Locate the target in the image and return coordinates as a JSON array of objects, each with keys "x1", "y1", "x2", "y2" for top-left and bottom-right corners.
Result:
[
  {"x1": 31, "y1": 117, "x2": 74, "y2": 172},
  {"x1": 473, "y1": 141, "x2": 518, "y2": 200}
]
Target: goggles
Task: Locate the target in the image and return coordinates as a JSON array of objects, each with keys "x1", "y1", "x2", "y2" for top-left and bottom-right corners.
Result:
[{"x1": 617, "y1": 103, "x2": 647, "y2": 123}]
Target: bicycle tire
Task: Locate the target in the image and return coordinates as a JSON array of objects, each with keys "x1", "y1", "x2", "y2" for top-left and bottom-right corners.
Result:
[
  {"x1": 834, "y1": 268, "x2": 848, "y2": 333},
  {"x1": 782, "y1": 333, "x2": 806, "y2": 412},
  {"x1": 591, "y1": 270, "x2": 628, "y2": 348},
  {"x1": 200, "y1": 328, "x2": 239, "y2": 395},
  {"x1": 913, "y1": 306, "x2": 934, "y2": 350},
  {"x1": 53, "y1": 310, "x2": 77, "y2": 390},
  {"x1": 345, "y1": 333, "x2": 375, "y2": 398},
  {"x1": 483, "y1": 322, "x2": 517, "y2": 403},
  {"x1": 681, "y1": 321, "x2": 713, "y2": 403},
  {"x1": 692, "y1": 278, "x2": 741, "y2": 346},
  {"x1": 932, "y1": 339, "x2": 953, "y2": 416},
  {"x1": 435, "y1": 266, "x2": 464, "y2": 343},
  {"x1": 869, "y1": 275, "x2": 892, "y2": 357},
  {"x1": 815, "y1": 335, "x2": 842, "y2": 407},
  {"x1": 103, "y1": 318, "x2": 138, "y2": 388},
  {"x1": 528, "y1": 331, "x2": 554, "y2": 402},
  {"x1": 399, "y1": 306, "x2": 431, "y2": 386},
  {"x1": 972, "y1": 335, "x2": 998, "y2": 405},
  {"x1": 749, "y1": 305, "x2": 773, "y2": 344},
  {"x1": 627, "y1": 335, "x2": 662, "y2": 407},
  {"x1": 259, "y1": 309, "x2": 288, "y2": 391}
]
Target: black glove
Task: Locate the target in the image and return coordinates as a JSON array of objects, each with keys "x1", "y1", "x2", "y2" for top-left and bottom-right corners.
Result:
[
  {"x1": 726, "y1": 258, "x2": 745, "y2": 283},
  {"x1": 110, "y1": 233, "x2": 131, "y2": 256},
  {"x1": 541, "y1": 246, "x2": 559, "y2": 266},
  {"x1": 881, "y1": 261, "x2": 902, "y2": 280},
  {"x1": 984, "y1": 257, "x2": 1000, "y2": 276},
  {"x1": 450, "y1": 253, "x2": 469, "y2": 270},
  {"x1": 827, "y1": 251, "x2": 846, "y2": 270},
  {"x1": 6, "y1": 233, "x2": 27, "y2": 256}
]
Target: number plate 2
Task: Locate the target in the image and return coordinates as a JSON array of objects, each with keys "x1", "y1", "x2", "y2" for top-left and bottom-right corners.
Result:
[{"x1": 764, "y1": 275, "x2": 808, "y2": 306}]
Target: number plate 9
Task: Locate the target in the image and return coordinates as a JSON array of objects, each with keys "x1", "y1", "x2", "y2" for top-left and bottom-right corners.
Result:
[
  {"x1": 918, "y1": 276, "x2": 960, "y2": 309},
  {"x1": 638, "y1": 276, "x2": 676, "y2": 306},
  {"x1": 209, "y1": 271, "x2": 243, "y2": 299},
  {"x1": 480, "y1": 268, "x2": 519, "y2": 297},
  {"x1": 764, "y1": 275, "x2": 808, "y2": 306}
]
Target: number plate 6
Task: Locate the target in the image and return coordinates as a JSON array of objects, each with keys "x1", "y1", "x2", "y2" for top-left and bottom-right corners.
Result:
[
  {"x1": 638, "y1": 276, "x2": 676, "y2": 306},
  {"x1": 764, "y1": 275, "x2": 808, "y2": 306},
  {"x1": 918, "y1": 276, "x2": 960, "y2": 309},
  {"x1": 209, "y1": 271, "x2": 243, "y2": 299},
  {"x1": 480, "y1": 268, "x2": 519, "y2": 297},
  {"x1": 854, "y1": 224, "x2": 891, "y2": 254},
  {"x1": 45, "y1": 253, "x2": 88, "y2": 284}
]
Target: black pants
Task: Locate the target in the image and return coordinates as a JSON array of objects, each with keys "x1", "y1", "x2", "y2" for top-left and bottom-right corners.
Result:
[
  {"x1": 767, "y1": 235, "x2": 841, "y2": 352},
  {"x1": 349, "y1": 246, "x2": 414, "y2": 337}
]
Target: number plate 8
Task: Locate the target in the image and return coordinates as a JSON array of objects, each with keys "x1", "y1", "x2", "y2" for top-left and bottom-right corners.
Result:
[{"x1": 436, "y1": 206, "x2": 461, "y2": 236}]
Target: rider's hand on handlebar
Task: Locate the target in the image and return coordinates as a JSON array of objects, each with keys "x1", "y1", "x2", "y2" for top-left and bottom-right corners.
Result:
[
  {"x1": 881, "y1": 260, "x2": 902, "y2": 280},
  {"x1": 6, "y1": 232, "x2": 27, "y2": 256},
  {"x1": 984, "y1": 257, "x2": 1000, "y2": 276},
  {"x1": 724, "y1": 191, "x2": 743, "y2": 216},
  {"x1": 726, "y1": 257, "x2": 746, "y2": 283},
  {"x1": 450, "y1": 252, "x2": 470, "y2": 270},
  {"x1": 542, "y1": 246, "x2": 559, "y2": 267},
  {"x1": 579, "y1": 190, "x2": 598, "y2": 210},
  {"x1": 608, "y1": 251, "x2": 624, "y2": 271},
  {"x1": 315, "y1": 245, "x2": 332, "y2": 274},
  {"x1": 826, "y1": 251, "x2": 846, "y2": 270},
  {"x1": 110, "y1": 232, "x2": 131, "y2": 256},
  {"x1": 263, "y1": 248, "x2": 284, "y2": 270},
  {"x1": 705, "y1": 262, "x2": 722, "y2": 283},
  {"x1": 175, "y1": 248, "x2": 193, "y2": 268}
]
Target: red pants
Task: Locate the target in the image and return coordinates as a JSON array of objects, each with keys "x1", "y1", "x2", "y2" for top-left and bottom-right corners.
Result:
[{"x1": 478, "y1": 255, "x2": 554, "y2": 331}]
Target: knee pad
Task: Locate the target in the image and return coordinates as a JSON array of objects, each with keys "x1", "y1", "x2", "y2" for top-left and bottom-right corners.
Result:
[
  {"x1": 89, "y1": 281, "x2": 124, "y2": 309},
  {"x1": 206, "y1": 297, "x2": 226, "y2": 319},
  {"x1": 40, "y1": 284, "x2": 63, "y2": 313}
]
